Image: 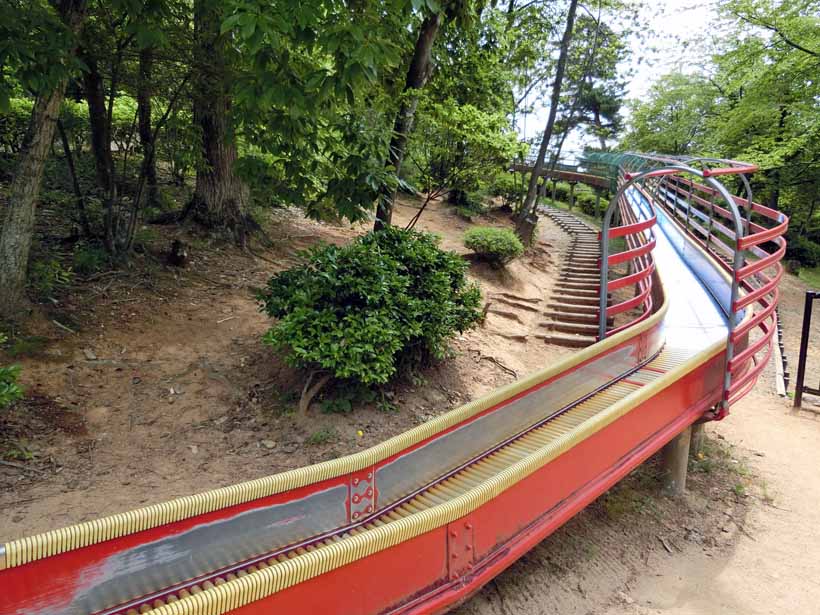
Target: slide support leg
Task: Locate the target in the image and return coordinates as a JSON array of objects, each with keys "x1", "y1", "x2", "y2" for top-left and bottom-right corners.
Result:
[{"x1": 661, "y1": 426, "x2": 691, "y2": 497}]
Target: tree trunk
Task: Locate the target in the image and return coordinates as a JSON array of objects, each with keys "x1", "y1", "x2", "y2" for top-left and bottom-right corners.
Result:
[
  {"x1": 594, "y1": 107, "x2": 607, "y2": 150},
  {"x1": 516, "y1": 0, "x2": 579, "y2": 231},
  {"x1": 81, "y1": 50, "x2": 114, "y2": 195},
  {"x1": 137, "y1": 46, "x2": 159, "y2": 208},
  {"x1": 189, "y1": 0, "x2": 248, "y2": 245},
  {"x1": 0, "y1": 0, "x2": 87, "y2": 318},
  {"x1": 374, "y1": 13, "x2": 442, "y2": 231},
  {"x1": 767, "y1": 105, "x2": 789, "y2": 211},
  {"x1": 57, "y1": 119, "x2": 91, "y2": 236}
]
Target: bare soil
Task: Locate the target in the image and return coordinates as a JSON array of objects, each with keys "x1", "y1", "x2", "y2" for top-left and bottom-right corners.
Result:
[
  {"x1": 0, "y1": 197, "x2": 572, "y2": 538},
  {"x1": 3, "y1": 203, "x2": 818, "y2": 615}
]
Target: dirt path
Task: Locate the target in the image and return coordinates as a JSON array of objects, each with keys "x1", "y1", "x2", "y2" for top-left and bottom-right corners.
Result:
[
  {"x1": 0, "y1": 200, "x2": 574, "y2": 540},
  {"x1": 459, "y1": 272, "x2": 820, "y2": 614},
  {"x1": 600, "y1": 390, "x2": 820, "y2": 615}
]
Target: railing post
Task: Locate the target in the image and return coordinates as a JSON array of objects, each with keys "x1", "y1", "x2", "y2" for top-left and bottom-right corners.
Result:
[
  {"x1": 794, "y1": 291, "x2": 817, "y2": 409},
  {"x1": 685, "y1": 180, "x2": 693, "y2": 231}
]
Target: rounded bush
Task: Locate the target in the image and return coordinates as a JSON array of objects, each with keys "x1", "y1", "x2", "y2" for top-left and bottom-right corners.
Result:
[
  {"x1": 463, "y1": 226, "x2": 524, "y2": 267},
  {"x1": 259, "y1": 226, "x2": 482, "y2": 385}
]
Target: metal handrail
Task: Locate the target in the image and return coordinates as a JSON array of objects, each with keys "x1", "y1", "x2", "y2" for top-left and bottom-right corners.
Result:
[
  {"x1": 597, "y1": 169, "x2": 660, "y2": 339},
  {"x1": 656, "y1": 176, "x2": 785, "y2": 414}
]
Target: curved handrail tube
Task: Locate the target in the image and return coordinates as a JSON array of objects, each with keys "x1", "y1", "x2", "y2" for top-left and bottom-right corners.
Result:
[
  {"x1": 597, "y1": 153, "x2": 790, "y2": 415},
  {"x1": 607, "y1": 262, "x2": 655, "y2": 292}
]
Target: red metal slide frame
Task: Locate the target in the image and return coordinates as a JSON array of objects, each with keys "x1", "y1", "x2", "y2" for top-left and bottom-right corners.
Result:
[
  {"x1": 0, "y1": 154, "x2": 789, "y2": 615},
  {"x1": 227, "y1": 353, "x2": 725, "y2": 615}
]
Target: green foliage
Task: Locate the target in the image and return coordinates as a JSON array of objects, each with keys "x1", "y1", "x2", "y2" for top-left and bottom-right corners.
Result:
[
  {"x1": 0, "y1": 98, "x2": 33, "y2": 153},
  {"x1": 0, "y1": 1, "x2": 84, "y2": 109},
  {"x1": 259, "y1": 226, "x2": 482, "y2": 386},
  {"x1": 787, "y1": 234, "x2": 820, "y2": 268},
  {"x1": 798, "y1": 266, "x2": 820, "y2": 288},
  {"x1": 5, "y1": 336, "x2": 48, "y2": 358},
  {"x1": 0, "y1": 333, "x2": 24, "y2": 410},
  {"x1": 72, "y1": 242, "x2": 108, "y2": 276},
  {"x1": 306, "y1": 427, "x2": 337, "y2": 445},
  {"x1": 490, "y1": 173, "x2": 526, "y2": 210},
  {"x1": 622, "y1": 72, "x2": 716, "y2": 155},
  {"x1": 28, "y1": 258, "x2": 73, "y2": 297},
  {"x1": 574, "y1": 191, "x2": 599, "y2": 217},
  {"x1": 407, "y1": 95, "x2": 523, "y2": 200},
  {"x1": 622, "y1": 2, "x2": 820, "y2": 266},
  {"x1": 463, "y1": 226, "x2": 524, "y2": 267}
]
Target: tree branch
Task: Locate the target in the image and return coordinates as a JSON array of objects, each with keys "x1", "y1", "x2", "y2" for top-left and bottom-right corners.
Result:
[{"x1": 734, "y1": 11, "x2": 819, "y2": 57}]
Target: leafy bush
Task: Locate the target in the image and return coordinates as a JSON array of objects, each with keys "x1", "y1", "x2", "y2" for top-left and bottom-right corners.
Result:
[
  {"x1": 28, "y1": 258, "x2": 73, "y2": 297},
  {"x1": 0, "y1": 98, "x2": 33, "y2": 153},
  {"x1": 0, "y1": 334, "x2": 23, "y2": 409},
  {"x1": 786, "y1": 234, "x2": 820, "y2": 268},
  {"x1": 463, "y1": 226, "x2": 524, "y2": 267},
  {"x1": 453, "y1": 190, "x2": 487, "y2": 221},
  {"x1": 491, "y1": 173, "x2": 525, "y2": 210},
  {"x1": 575, "y1": 192, "x2": 600, "y2": 217},
  {"x1": 72, "y1": 242, "x2": 108, "y2": 275},
  {"x1": 259, "y1": 226, "x2": 482, "y2": 386}
]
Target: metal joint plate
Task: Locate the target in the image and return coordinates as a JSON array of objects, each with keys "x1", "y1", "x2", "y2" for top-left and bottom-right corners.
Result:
[
  {"x1": 348, "y1": 467, "x2": 377, "y2": 522},
  {"x1": 447, "y1": 517, "x2": 475, "y2": 581}
]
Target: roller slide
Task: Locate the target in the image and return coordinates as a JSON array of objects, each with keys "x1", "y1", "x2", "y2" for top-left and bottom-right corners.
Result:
[{"x1": 0, "y1": 154, "x2": 788, "y2": 615}]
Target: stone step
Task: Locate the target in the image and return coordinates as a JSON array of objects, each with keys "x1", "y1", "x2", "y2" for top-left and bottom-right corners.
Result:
[
  {"x1": 539, "y1": 332, "x2": 597, "y2": 348},
  {"x1": 553, "y1": 287, "x2": 598, "y2": 298},
  {"x1": 543, "y1": 310, "x2": 598, "y2": 324},
  {"x1": 541, "y1": 320, "x2": 600, "y2": 335},
  {"x1": 562, "y1": 266, "x2": 600, "y2": 274},
  {"x1": 555, "y1": 281, "x2": 599, "y2": 291},
  {"x1": 547, "y1": 300, "x2": 600, "y2": 312},
  {"x1": 548, "y1": 294, "x2": 600, "y2": 307}
]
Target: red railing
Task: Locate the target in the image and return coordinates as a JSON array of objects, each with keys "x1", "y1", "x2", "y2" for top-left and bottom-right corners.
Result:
[
  {"x1": 598, "y1": 174, "x2": 658, "y2": 337},
  {"x1": 654, "y1": 173, "x2": 789, "y2": 413},
  {"x1": 598, "y1": 154, "x2": 788, "y2": 417}
]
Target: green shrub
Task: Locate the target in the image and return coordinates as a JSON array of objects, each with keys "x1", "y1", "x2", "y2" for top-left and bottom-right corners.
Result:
[
  {"x1": 72, "y1": 242, "x2": 108, "y2": 275},
  {"x1": 0, "y1": 98, "x2": 33, "y2": 153},
  {"x1": 491, "y1": 173, "x2": 526, "y2": 210},
  {"x1": 786, "y1": 234, "x2": 820, "y2": 268},
  {"x1": 259, "y1": 226, "x2": 482, "y2": 386},
  {"x1": 575, "y1": 192, "x2": 600, "y2": 217},
  {"x1": 0, "y1": 334, "x2": 23, "y2": 409},
  {"x1": 28, "y1": 258, "x2": 73, "y2": 297},
  {"x1": 463, "y1": 226, "x2": 524, "y2": 267}
]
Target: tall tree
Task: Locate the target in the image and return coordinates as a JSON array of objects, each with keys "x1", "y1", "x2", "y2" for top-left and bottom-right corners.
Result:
[
  {"x1": 187, "y1": 0, "x2": 248, "y2": 245},
  {"x1": 622, "y1": 73, "x2": 716, "y2": 155},
  {"x1": 0, "y1": 0, "x2": 87, "y2": 318},
  {"x1": 138, "y1": 46, "x2": 159, "y2": 208},
  {"x1": 374, "y1": 12, "x2": 443, "y2": 231},
  {"x1": 79, "y1": 48, "x2": 115, "y2": 195},
  {"x1": 516, "y1": 0, "x2": 579, "y2": 231}
]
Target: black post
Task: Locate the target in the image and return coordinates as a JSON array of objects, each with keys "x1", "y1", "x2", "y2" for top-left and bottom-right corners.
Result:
[{"x1": 794, "y1": 291, "x2": 818, "y2": 408}]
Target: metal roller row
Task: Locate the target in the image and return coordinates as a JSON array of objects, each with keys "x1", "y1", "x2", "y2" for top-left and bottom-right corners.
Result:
[{"x1": 113, "y1": 349, "x2": 684, "y2": 615}]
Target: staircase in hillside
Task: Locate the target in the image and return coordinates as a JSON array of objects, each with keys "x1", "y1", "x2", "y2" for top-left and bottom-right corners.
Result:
[{"x1": 539, "y1": 207, "x2": 608, "y2": 348}]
